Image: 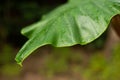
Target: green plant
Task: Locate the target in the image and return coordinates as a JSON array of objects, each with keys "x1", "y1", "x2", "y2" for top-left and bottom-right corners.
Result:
[{"x1": 15, "y1": 0, "x2": 120, "y2": 65}]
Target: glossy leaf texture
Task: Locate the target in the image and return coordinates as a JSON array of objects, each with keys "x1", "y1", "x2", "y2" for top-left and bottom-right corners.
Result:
[{"x1": 15, "y1": 0, "x2": 120, "y2": 65}]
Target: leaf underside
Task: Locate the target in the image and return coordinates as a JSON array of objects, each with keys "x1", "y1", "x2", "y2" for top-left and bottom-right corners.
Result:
[{"x1": 15, "y1": 0, "x2": 120, "y2": 65}]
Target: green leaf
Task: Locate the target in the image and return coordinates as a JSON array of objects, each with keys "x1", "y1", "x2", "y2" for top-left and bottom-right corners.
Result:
[{"x1": 15, "y1": 0, "x2": 120, "y2": 65}]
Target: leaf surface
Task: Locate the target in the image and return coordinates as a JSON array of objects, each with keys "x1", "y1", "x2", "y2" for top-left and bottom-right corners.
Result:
[{"x1": 15, "y1": 0, "x2": 120, "y2": 65}]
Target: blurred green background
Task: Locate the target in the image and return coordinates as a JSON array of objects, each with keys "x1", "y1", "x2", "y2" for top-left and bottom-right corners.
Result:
[{"x1": 0, "y1": 0, "x2": 120, "y2": 80}]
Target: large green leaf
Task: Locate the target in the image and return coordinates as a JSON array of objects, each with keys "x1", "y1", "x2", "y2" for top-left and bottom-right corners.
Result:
[{"x1": 15, "y1": 0, "x2": 120, "y2": 65}]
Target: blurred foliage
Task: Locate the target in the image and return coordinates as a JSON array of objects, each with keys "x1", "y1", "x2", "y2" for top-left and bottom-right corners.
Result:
[
  {"x1": 1, "y1": 63, "x2": 21, "y2": 76},
  {"x1": 0, "y1": 45, "x2": 14, "y2": 64},
  {"x1": 40, "y1": 44, "x2": 120, "y2": 80},
  {"x1": 0, "y1": 43, "x2": 120, "y2": 79}
]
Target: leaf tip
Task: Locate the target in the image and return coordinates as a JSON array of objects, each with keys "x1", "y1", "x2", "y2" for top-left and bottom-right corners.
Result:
[
  {"x1": 18, "y1": 62, "x2": 23, "y2": 67},
  {"x1": 15, "y1": 57, "x2": 23, "y2": 67}
]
